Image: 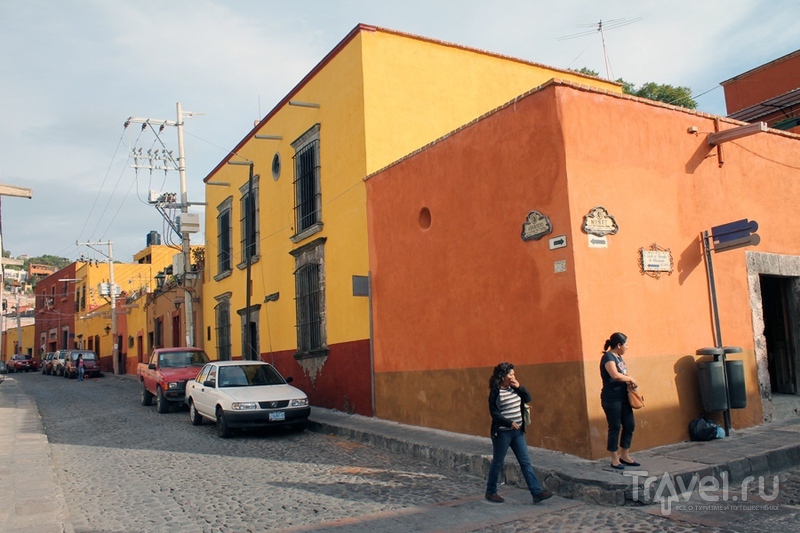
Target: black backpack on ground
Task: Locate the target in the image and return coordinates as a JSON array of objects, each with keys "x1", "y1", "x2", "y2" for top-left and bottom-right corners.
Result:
[{"x1": 689, "y1": 416, "x2": 719, "y2": 441}]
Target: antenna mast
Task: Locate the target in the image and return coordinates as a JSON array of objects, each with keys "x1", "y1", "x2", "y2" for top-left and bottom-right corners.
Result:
[{"x1": 558, "y1": 17, "x2": 642, "y2": 80}]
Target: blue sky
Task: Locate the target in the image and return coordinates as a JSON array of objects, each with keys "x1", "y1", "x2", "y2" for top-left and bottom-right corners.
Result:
[{"x1": 0, "y1": 0, "x2": 796, "y2": 263}]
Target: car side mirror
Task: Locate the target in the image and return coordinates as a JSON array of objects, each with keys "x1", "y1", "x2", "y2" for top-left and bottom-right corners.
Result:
[
  {"x1": 285, "y1": 376, "x2": 293, "y2": 383},
  {"x1": 203, "y1": 380, "x2": 215, "y2": 388},
  {"x1": 148, "y1": 363, "x2": 156, "y2": 370}
]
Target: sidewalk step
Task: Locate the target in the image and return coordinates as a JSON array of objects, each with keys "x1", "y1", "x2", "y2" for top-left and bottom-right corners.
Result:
[{"x1": 308, "y1": 408, "x2": 800, "y2": 508}]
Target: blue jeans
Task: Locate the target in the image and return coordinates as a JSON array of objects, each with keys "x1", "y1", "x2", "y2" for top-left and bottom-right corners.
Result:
[
  {"x1": 486, "y1": 428, "x2": 543, "y2": 496},
  {"x1": 77, "y1": 366, "x2": 85, "y2": 381}
]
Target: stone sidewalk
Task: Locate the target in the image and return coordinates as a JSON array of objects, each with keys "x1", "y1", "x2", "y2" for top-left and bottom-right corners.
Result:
[
  {"x1": 309, "y1": 407, "x2": 800, "y2": 506},
  {"x1": 0, "y1": 377, "x2": 73, "y2": 533}
]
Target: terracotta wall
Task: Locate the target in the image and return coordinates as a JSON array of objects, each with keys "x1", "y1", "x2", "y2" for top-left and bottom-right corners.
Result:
[
  {"x1": 366, "y1": 88, "x2": 593, "y2": 456},
  {"x1": 555, "y1": 85, "x2": 799, "y2": 456},
  {"x1": 367, "y1": 80, "x2": 800, "y2": 458},
  {"x1": 722, "y1": 50, "x2": 800, "y2": 114},
  {"x1": 268, "y1": 339, "x2": 372, "y2": 416}
]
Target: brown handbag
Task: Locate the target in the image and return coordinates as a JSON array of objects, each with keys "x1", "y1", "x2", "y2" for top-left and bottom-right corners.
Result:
[{"x1": 628, "y1": 384, "x2": 644, "y2": 409}]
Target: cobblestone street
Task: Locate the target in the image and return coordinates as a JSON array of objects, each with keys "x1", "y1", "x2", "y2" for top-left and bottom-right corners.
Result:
[{"x1": 12, "y1": 372, "x2": 800, "y2": 532}]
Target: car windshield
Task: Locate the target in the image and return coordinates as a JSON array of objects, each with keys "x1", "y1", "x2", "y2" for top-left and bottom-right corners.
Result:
[
  {"x1": 159, "y1": 351, "x2": 211, "y2": 368},
  {"x1": 71, "y1": 352, "x2": 96, "y2": 361},
  {"x1": 218, "y1": 365, "x2": 286, "y2": 388}
]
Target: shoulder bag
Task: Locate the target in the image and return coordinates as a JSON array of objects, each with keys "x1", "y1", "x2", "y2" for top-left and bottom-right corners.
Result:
[
  {"x1": 523, "y1": 404, "x2": 532, "y2": 426},
  {"x1": 628, "y1": 383, "x2": 644, "y2": 409}
]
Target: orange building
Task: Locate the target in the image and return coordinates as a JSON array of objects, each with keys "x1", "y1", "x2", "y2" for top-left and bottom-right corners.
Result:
[
  {"x1": 722, "y1": 49, "x2": 800, "y2": 134},
  {"x1": 365, "y1": 80, "x2": 800, "y2": 458}
]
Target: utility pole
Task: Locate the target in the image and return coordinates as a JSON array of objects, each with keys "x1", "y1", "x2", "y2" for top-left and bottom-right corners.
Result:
[
  {"x1": 0, "y1": 183, "x2": 32, "y2": 361},
  {"x1": 125, "y1": 103, "x2": 201, "y2": 346},
  {"x1": 77, "y1": 240, "x2": 118, "y2": 375}
]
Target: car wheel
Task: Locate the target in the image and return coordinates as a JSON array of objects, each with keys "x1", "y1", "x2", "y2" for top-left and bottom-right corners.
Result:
[
  {"x1": 140, "y1": 381, "x2": 153, "y2": 406},
  {"x1": 216, "y1": 408, "x2": 231, "y2": 438},
  {"x1": 63, "y1": 369, "x2": 69, "y2": 378},
  {"x1": 189, "y1": 401, "x2": 203, "y2": 426},
  {"x1": 156, "y1": 386, "x2": 169, "y2": 413}
]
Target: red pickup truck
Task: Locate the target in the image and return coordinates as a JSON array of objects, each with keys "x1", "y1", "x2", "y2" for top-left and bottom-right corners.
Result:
[
  {"x1": 137, "y1": 347, "x2": 211, "y2": 413},
  {"x1": 6, "y1": 354, "x2": 38, "y2": 373}
]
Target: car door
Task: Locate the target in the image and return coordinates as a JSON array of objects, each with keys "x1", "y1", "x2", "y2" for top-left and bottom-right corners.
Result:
[{"x1": 192, "y1": 364, "x2": 217, "y2": 418}]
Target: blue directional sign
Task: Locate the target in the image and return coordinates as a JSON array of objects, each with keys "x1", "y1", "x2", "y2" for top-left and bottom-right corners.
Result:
[{"x1": 711, "y1": 219, "x2": 759, "y2": 252}]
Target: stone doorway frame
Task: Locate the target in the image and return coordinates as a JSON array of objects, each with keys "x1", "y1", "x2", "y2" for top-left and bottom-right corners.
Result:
[{"x1": 746, "y1": 251, "x2": 800, "y2": 421}]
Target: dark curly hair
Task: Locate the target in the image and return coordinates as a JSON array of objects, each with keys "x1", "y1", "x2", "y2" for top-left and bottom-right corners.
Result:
[{"x1": 489, "y1": 362, "x2": 514, "y2": 389}]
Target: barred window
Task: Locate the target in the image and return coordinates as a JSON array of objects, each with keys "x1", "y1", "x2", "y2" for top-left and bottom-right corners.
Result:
[
  {"x1": 215, "y1": 300, "x2": 232, "y2": 361},
  {"x1": 291, "y1": 237, "x2": 326, "y2": 357},
  {"x1": 291, "y1": 124, "x2": 322, "y2": 239},
  {"x1": 217, "y1": 198, "x2": 232, "y2": 275},
  {"x1": 218, "y1": 210, "x2": 231, "y2": 272},
  {"x1": 296, "y1": 263, "x2": 322, "y2": 353},
  {"x1": 239, "y1": 176, "x2": 259, "y2": 265}
]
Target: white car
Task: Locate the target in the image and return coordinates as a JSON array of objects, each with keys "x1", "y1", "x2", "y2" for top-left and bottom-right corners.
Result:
[{"x1": 185, "y1": 360, "x2": 310, "y2": 437}]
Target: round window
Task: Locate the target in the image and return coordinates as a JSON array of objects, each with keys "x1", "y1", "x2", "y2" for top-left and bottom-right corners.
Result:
[{"x1": 271, "y1": 153, "x2": 281, "y2": 181}]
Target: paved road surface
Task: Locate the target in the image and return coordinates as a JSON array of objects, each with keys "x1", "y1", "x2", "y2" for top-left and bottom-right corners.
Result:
[{"x1": 12, "y1": 372, "x2": 800, "y2": 532}]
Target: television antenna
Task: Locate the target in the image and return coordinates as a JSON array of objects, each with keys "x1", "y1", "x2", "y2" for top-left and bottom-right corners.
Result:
[{"x1": 558, "y1": 18, "x2": 642, "y2": 80}]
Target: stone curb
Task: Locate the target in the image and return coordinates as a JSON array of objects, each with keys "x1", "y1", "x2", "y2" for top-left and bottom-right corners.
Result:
[{"x1": 308, "y1": 408, "x2": 800, "y2": 507}]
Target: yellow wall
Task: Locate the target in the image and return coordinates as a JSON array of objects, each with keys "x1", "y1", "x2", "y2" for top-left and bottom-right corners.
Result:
[
  {"x1": 203, "y1": 30, "x2": 370, "y2": 356},
  {"x1": 3, "y1": 323, "x2": 36, "y2": 358},
  {"x1": 203, "y1": 25, "x2": 621, "y2": 360},
  {"x1": 122, "y1": 291, "x2": 148, "y2": 371}
]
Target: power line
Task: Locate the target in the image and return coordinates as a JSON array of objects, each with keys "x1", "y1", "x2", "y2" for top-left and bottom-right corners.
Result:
[{"x1": 558, "y1": 18, "x2": 642, "y2": 80}]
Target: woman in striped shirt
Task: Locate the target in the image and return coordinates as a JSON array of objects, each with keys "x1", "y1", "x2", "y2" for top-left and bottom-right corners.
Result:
[{"x1": 485, "y1": 362, "x2": 553, "y2": 504}]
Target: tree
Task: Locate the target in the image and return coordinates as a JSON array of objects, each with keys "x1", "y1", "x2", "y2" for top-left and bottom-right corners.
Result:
[{"x1": 571, "y1": 67, "x2": 697, "y2": 109}]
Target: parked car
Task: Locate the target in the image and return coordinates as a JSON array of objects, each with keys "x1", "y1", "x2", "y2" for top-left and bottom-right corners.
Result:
[
  {"x1": 138, "y1": 347, "x2": 211, "y2": 413},
  {"x1": 185, "y1": 361, "x2": 310, "y2": 438},
  {"x1": 64, "y1": 350, "x2": 101, "y2": 379},
  {"x1": 6, "y1": 354, "x2": 37, "y2": 373},
  {"x1": 41, "y1": 352, "x2": 55, "y2": 374},
  {"x1": 52, "y1": 350, "x2": 70, "y2": 376}
]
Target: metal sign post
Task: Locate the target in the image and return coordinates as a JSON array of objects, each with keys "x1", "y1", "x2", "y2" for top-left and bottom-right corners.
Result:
[{"x1": 700, "y1": 219, "x2": 759, "y2": 436}]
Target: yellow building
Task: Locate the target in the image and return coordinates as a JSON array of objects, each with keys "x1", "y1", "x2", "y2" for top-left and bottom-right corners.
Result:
[
  {"x1": 202, "y1": 24, "x2": 621, "y2": 415},
  {"x1": 3, "y1": 322, "x2": 35, "y2": 360},
  {"x1": 72, "y1": 245, "x2": 187, "y2": 372}
]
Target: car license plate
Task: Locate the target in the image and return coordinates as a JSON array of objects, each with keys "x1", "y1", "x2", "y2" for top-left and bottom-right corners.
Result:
[{"x1": 269, "y1": 411, "x2": 285, "y2": 422}]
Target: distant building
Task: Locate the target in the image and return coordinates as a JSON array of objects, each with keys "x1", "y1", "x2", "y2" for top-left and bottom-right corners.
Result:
[
  {"x1": 3, "y1": 268, "x2": 26, "y2": 284},
  {"x1": 722, "y1": 49, "x2": 800, "y2": 134},
  {"x1": 28, "y1": 263, "x2": 55, "y2": 280}
]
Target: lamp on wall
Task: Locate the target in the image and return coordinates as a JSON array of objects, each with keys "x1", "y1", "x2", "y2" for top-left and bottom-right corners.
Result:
[
  {"x1": 172, "y1": 297, "x2": 184, "y2": 310},
  {"x1": 104, "y1": 324, "x2": 111, "y2": 335},
  {"x1": 154, "y1": 271, "x2": 166, "y2": 291}
]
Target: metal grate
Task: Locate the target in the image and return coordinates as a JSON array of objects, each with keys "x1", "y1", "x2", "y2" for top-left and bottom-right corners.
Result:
[
  {"x1": 217, "y1": 209, "x2": 232, "y2": 273},
  {"x1": 295, "y1": 263, "x2": 322, "y2": 353},
  {"x1": 215, "y1": 302, "x2": 232, "y2": 361},
  {"x1": 258, "y1": 400, "x2": 289, "y2": 409},
  {"x1": 239, "y1": 190, "x2": 257, "y2": 261},
  {"x1": 293, "y1": 140, "x2": 320, "y2": 232}
]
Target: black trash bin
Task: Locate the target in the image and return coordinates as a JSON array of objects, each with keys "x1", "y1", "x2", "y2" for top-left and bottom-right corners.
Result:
[
  {"x1": 726, "y1": 360, "x2": 747, "y2": 409},
  {"x1": 697, "y1": 360, "x2": 728, "y2": 411}
]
